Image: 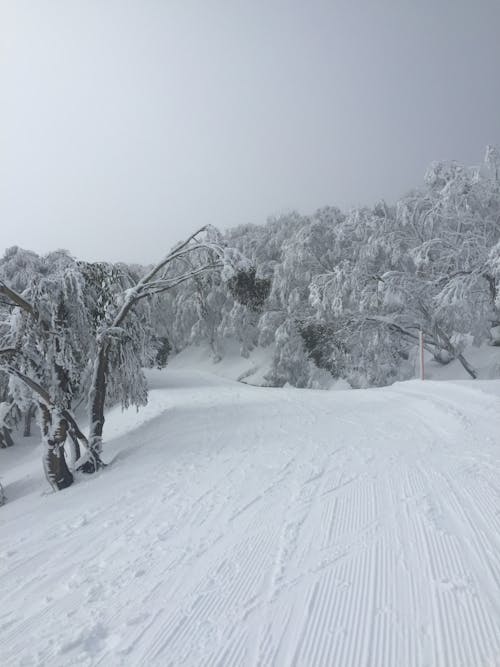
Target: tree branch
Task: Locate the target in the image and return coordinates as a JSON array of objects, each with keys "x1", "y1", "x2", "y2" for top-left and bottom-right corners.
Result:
[
  {"x1": 0, "y1": 364, "x2": 88, "y2": 443},
  {"x1": 0, "y1": 283, "x2": 37, "y2": 318},
  {"x1": 0, "y1": 348, "x2": 19, "y2": 357}
]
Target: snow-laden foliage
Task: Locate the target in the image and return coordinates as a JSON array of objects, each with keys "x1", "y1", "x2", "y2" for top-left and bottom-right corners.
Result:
[
  {"x1": 0, "y1": 226, "x2": 245, "y2": 489},
  {"x1": 165, "y1": 148, "x2": 500, "y2": 387},
  {"x1": 1, "y1": 150, "x2": 499, "y2": 491},
  {"x1": 1, "y1": 249, "x2": 89, "y2": 407}
]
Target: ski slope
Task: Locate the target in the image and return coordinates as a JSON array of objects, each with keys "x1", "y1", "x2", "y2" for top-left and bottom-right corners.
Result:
[{"x1": 1, "y1": 370, "x2": 500, "y2": 666}]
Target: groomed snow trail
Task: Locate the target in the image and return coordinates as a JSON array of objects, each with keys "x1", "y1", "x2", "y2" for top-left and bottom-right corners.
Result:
[{"x1": 1, "y1": 371, "x2": 500, "y2": 667}]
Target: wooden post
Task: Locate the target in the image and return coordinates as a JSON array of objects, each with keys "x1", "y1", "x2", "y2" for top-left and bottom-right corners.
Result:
[{"x1": 419, "y1": 330, "x2": 425, "y2": 380}]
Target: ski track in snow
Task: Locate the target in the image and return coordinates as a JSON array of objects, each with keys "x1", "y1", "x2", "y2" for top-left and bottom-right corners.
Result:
[{"x1": 1, "y1": 372, "x2": 500, "y2": 666}]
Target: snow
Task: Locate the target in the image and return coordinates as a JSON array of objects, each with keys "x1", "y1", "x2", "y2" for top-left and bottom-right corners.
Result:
[
  {"x1": 168, "y1": 340, "x2": 276, "y2": 386},
  {"x1": 169, "y1": 339, "x2": 500, "y2": 388},
  {"x1": 168, "y1": 341, "x2": 351, "y2": 389},
  {"x1": 422, "y1": 343, "x2": 500, "y2": 381},
  {"x1": 1, "y1": 369, "x2": 500, "y2": 666}
]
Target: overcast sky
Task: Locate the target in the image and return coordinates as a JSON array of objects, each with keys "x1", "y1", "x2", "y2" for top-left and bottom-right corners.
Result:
[{"x1": 1, "y1": 1, "x2": 500, "y2": 263}]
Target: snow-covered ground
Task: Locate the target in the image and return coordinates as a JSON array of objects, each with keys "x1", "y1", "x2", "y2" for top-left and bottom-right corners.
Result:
[
  {"x1": 1, "y1": 368, "x2": 500, "y2": 666},
  {"x1": 168, "y1": 339, "x2": 500, "y2": 387}
]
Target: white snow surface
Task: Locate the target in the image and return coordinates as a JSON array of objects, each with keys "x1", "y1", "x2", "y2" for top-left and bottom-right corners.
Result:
[
  {"x1": 168, "y1": 339, "x2": 500, "y2": 387},
  {"x1": 1, "y1": 369, "x2": 500, "y2": 666},
  {"x1": 168, "y1": 341, "x2": 277, "y2": 387}
]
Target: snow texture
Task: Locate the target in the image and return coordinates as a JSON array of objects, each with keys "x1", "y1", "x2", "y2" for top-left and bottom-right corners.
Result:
[{"x1": 1, "y1": 368, "x2": 500, "y2": 666}]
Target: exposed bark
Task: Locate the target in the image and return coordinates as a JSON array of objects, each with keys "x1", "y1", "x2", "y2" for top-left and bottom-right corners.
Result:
[
  {"x1": 65, "y1": 430, "x2": 82, "y2": 470},
  {"x1": 2, "y1": 364, "x2": 88, "y2": 442},
  {"x1": 0, "y1": 426, "x2": 14, "y2": 448},
  {"x1": 0, "y1": 398, "x2": 16, "y2": 448},
  {"x1": 0, "y1": 283, "x2": 38, "y2": 319},
  {"x1": 86, "y1": 343, "x2": 109, "y2": 471},
  {"x1": 433, "y1": 324, "x2": 477, "y2": 379},
  {"x1": 23, "y1": 404, "x2": 36, "y2": 437},
  {"x1": 40, "y1": 404, "x2": 73, "y2": 491}
]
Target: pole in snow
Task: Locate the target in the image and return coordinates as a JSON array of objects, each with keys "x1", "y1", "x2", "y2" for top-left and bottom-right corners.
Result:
[{"x1": 419, "y1": 330, "x2": 425, "y2": 380}]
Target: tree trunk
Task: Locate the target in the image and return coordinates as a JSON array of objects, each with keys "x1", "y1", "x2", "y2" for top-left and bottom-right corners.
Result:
[
  {"x1": 86, "y1": 344, "x2": 109, "y2": 471},
  {"x1": 434, "y1": 325, "x2": 477, "y2": 379},
  {"x1": 0, "y1": 426, "x2": 14, "y2": 448},
  {"x1": 23, "y1": 404, "x2": 36, "y2": 437},
  {"x1": 40, "y1": 404, "x2": 73, "y2": 491},
  {"x1": 65, "y1": 430, "x2": 81, "y2": 470}
]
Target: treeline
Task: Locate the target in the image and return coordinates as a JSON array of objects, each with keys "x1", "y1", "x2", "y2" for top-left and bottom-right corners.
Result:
[
  {"x1": 163, "y1": 148, "x2": 500, "y2": 387},
  {"x1": 1, "y1": 149, "x2": 500, "y2": 493}
]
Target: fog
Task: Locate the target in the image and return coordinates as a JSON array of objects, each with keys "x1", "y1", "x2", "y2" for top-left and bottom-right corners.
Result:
[{"x1": 1, "y1": 0, "x2": 499, "y2": 263}]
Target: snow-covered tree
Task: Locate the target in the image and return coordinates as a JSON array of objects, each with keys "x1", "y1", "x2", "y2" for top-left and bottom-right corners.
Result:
[
  {"x1": 0, "y1": 252, "x2": 93, "y2": 488},
  {"x1": 0, "y1": 226, "x2": 245, "y2": 489},
  {"x1": 162, "y1": 153, "x2": 499, "y2": 388}
]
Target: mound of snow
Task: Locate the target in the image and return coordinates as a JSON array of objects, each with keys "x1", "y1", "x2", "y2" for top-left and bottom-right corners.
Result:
[
  {"x1": 168, "y1": 339, "x2": 275, "y2": 386},
  {"x1": 420, "y1": 343, "x2": 500, "y2": 381}
]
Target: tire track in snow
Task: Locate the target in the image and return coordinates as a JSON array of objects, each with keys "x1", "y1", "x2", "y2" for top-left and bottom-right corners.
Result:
[
  {"x1": 388, "y1": 386, "x2": 500, "y2": 665},
  {"x1": 120, "y1": 403, "x2": 306, "y2": 666},
  {"x1": 247, "y1": 447, "x2": 332, "y2": 666},
  {"x1": 204, "y1": 627, "x2": 248, "y2": 667},
  {"x1": 290, "y1": 539, "x2": 400, "y2": 667},
  {"x1": 136, "y1": 510, "x2": 287, "y2": 663},
  {"x1": 423, "y1": 469, "x2": 500, "y2": 615},
  {"x1": 420, "y1": 519, "x2": 500, "y2": 667}
]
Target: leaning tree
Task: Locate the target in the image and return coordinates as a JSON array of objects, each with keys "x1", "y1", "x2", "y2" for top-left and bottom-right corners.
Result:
[{"x1": 0, "y1": 226, "x2": 246, "y2": 490}]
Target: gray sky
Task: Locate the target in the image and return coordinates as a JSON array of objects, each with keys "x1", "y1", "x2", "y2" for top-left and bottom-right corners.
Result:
[{"x1": 1, "y1": 1, "x2": 500, "y2": 263}]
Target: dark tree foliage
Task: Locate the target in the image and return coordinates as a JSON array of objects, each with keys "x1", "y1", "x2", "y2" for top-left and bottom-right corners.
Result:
[
  {"x1": 155, "y1": 336, "x2": 172, "y2": 369},
  {"x1": 228, "y1": 268, "x2": 271, "y2": 312},
  {"x1": 298, "y1": 321, "x2": 345, "y2": 376},
  {"x1": 77, "y1": 261, "x2": 131, "y2": 330}
]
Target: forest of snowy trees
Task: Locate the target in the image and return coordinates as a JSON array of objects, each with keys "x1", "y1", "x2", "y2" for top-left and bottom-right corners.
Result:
[
  {"x1": 163, "y1": 148, "x2": 500, "y2": 387},
  {"x1": 1, "y1": 148, "x2": 500, "y2": 493}
]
